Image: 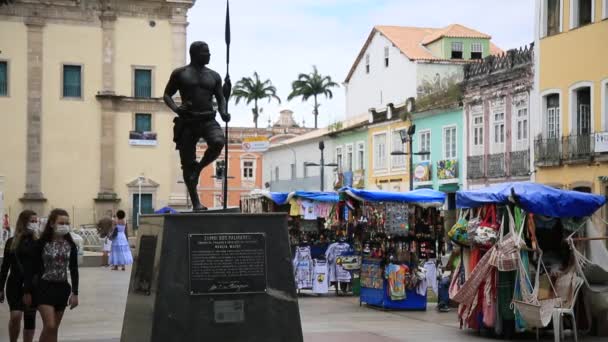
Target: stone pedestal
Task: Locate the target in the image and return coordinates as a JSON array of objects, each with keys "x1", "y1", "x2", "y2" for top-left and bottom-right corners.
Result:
[{"x1": 121, "y1": 212, "x2": 303, "y2": 342}]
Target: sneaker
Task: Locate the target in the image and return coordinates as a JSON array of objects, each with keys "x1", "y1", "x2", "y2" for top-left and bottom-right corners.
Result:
[{"x1": 439, "y1": 306, "x2": 450, "y2": 313}]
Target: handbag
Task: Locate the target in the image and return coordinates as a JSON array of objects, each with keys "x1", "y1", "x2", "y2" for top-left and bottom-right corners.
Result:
[
  {"x1": 448, "y1": 209, "x2": 470, "y2": 246},
  {"x1": 466, "y1": 208, "x2": 481, "y2": 243},
  {"x1": 490, "y1": 206, "x2": 525, "y2": 272},
  {"x1": 473, "y1": 205, "x2": 499, "y2": 249}
]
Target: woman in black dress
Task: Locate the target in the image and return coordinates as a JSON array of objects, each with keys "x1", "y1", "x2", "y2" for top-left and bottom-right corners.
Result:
[
  {"x1": 0, "y1": 210, "x2": 38, "y2": 342},
  {"x1": 24, "y1": 208, "x2": 79, "y2": 342}
]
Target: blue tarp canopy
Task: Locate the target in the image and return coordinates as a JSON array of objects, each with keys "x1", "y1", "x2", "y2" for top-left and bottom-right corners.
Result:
[
  {"x1": 342, "y1": 187, "x2": 446, "y2": 207},
  {"x1": 292, "y1": 191, "x2": 339, "y2": 203},
  {"x1": 268, "y1": 192, "x2": 290, "y2": 205},
  {"x1": 154, "y1": 206, "x2": 179, "y2": 214},
  {"x1": 456, "y1": 182, "x2": 606, "y2": 218}
]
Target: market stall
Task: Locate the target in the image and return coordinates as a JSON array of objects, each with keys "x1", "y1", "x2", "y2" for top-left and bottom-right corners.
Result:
[
  {"x1": 452, "y1": 182, "x2": 608, "y2": 338},
  {"x1": 341, "y1": 187, "x2": 446, "y2": 311}
]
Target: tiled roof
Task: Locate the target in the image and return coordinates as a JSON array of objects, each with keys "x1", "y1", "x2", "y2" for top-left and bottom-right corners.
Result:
[
  {"x1": 345, "y1": 24, "x2": 503, "y2": 82},
  {"x1": 420, "y1": 24, "x2": 491, "y2": 45}
]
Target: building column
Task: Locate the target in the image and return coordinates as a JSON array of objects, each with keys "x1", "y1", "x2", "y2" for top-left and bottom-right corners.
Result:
[
  {"x1": 20, "y1": 17, "x2": 46, "y2": 215},
  {"x1": 168, "y1": 9, "x2": 189, "y2": 208},
  {"x1": 95, "y1": 12, "x2": 119, "y2": 218}
]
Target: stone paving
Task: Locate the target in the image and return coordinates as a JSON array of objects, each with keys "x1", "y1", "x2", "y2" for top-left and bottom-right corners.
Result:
[{"x1": 0, "y1": 267, "x2": 604, "y2": 341}]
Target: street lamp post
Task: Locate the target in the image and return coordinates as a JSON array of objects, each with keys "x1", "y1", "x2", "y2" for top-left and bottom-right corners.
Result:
[
  {"x1": 390, "y1": 125, "x2": 430, "y2": 191},
  {"x1": 137, "y1": 174, "x2": 144, "y2": 228},
  {"x1": 304, "y1": 141, "x2": 338, "y2": 192}
]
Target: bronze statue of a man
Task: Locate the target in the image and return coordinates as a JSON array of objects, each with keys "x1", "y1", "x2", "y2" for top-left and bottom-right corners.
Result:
[{"x1": 164, "y1": 41, "x2": 230, "y2": 211}]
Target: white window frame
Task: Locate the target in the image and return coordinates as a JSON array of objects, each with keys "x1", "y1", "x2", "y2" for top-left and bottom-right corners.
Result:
[
  {"x1": 418, "y1": 129, "x2": 431, "y2": 162},
  {"x1": 470, "y1": 104, "x2": 484, "y2": 156},
  {"x1": 541, "y1": 0, "x2": 564, "y2": 37},
  {"x1": 512, "y1": 93, "x2": 530, "y2": 151},
  {"x1": 336, "y1": 146, "x2": 344, "y2": 172},
  {"x1": 451, "y1": 42, "x2": 463, "y2": 59},
  {"x1": 602, "y1": 79, "x2": 608, "y2": 131},
  {"x1": 443, "y1": 125, "x2": 457, "y2": 160},
  {"x1": 490, "y1": 99, "x2": 506, "y2": 153},
  {"x1": 241, "y1": 157, "x2": 256, "y2": 182},
  {"x1": 384, "y1": 46, "x2": 389, "y2": 68},
  {"x1": 356, "y1": 141, "x2": 365, "y2": 171},
  {"x1": 346, "y1": 143, "x2": 354, "y2": 172},
  {"x1": 471, "y1": 43, "x2": 483, "y2": 53},
  {"x1": 570, "y1": 0, "x2": 595, "y2": 29},
  {"x1": 569, "y1": 81, "x2": 594, "y2": 135},
  {"x1": 391, "y1": 129, "x2": 407, "y2": 170},
  {"x1": 541, "y1": 89, "x2": 562, "y2": 139},
  {"x1": 373, "y1": 132, "x2": 387, "y2": 171}
]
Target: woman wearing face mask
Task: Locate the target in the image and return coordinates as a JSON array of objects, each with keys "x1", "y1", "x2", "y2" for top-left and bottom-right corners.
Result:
[
  {"x1": 0, "y1": 210, "x2": 38, "y2": 342},
  {"x1": 23, "y1": 208, "x2": 79, "y2": 342}
]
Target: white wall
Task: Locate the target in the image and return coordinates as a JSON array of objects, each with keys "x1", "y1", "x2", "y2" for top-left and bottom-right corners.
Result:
[
  {"x1": 345, "y1": 32, "x2": 417, "y2": 118},
  {"x1": 263, "y1": 138, "x2": 336, "y2": 191}
]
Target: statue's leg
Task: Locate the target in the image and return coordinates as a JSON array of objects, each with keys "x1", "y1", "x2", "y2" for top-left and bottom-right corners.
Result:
[
  {"x1": 178, "y1": 128, "x2": 205, "y2": 211},
  {"x1": 196, "y1": 120, "x2": 226, "y2": 171}
]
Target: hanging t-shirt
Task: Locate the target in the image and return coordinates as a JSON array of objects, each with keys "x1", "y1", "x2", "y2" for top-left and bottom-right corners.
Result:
[
  {"x1": 385, "y1": 263, "x2": 408, "y2": 301},
  {"x1": 301, "y1": 201, "x2": 317, "y2": 220},
  {"x1": 289, "y1": 198, "x2": 301, "y2": 216},
  {"x1": 315, "y1": 203, "x2": 332, "y2": 218},
  {"x1": 312, "y1": 259, "x2": 329, "y2": 294},
  {"x1": 293, "y1": 246, "x2": 313, "y2": 289},
  {"x1": 325, "y1": 242, "x2": 353, "y2": 282}
]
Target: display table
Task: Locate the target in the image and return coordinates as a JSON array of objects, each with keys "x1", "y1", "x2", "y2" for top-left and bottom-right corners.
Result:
[{"x1": 359, "y1": 257, "x2": 427, "y2": 311}]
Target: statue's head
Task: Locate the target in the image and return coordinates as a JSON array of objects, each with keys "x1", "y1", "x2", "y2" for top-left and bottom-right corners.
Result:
[{"x1": 190, "y1": 41, "x2": 210, "y2": 66}]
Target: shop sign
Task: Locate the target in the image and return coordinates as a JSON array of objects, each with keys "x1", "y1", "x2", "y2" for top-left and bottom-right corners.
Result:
[
  {"x1": 129, "y1": 131, "x2": 158, "y2": 146},
  {"x1": 413, "y1": 162, "x2": 431, "y2": 182},
  {"x1": 595, "y1": 132, "x2": 608, "y2": 153},
  {"x1": 437, "y1": 159, "x2": 458, "y2": 180},
  {"x1": 242, "y1": 136, "x2": 269, "y2": 152}
]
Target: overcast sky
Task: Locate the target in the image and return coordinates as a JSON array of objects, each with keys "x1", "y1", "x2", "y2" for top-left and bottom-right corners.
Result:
[{"x1": 187, "y1": 0, "x2": 534, "y2": 128}]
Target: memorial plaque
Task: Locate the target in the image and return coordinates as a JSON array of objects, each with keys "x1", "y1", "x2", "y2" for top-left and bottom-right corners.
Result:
[
  {"x1": 134, "y1": 235, "x2": 157, "y2": 295},
  {"x1": 189, "y1": 233, "x2": 267, "y2": 295}
]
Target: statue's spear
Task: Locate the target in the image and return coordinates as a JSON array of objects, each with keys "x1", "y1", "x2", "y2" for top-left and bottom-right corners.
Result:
[{"x1": 222, "y1": 0, "x2": 231, "y2": 210}]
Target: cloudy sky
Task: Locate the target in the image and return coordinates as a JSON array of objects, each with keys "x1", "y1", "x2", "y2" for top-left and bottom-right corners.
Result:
[{"x1": 187, "y1": 0, "x2": 534, "y2": 128}]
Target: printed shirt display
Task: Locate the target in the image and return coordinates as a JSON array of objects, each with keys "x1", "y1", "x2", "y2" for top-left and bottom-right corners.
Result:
[
  {"x1": 314, "y1": 203, "x2": 333, "y2": 218},
  {"x1": 312, "y1": 259, "x2": 329, "y2": 294},
  {"x1": 293, "y1": 246, "x2": 313, "y2": 289},
  {"x1": 301, "y1": 201, "x2": 317, "y2": 220},
  {"x1": 385, "y1": 263, "x2": 408, "y2": 301},
  {"x1": 289, "y1": 198, "x2": 301, "y2": 216},
  {"x1": 325, "y1": 242, "x2": 353, "y2": 282},
  {"x1": 384, "y1": 203, "x2": 410, "y2": 236}
]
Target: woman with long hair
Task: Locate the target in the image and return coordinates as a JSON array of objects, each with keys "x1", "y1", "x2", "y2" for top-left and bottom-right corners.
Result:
[
  {"x1": 24, "y1": 208, "x2": 79, "y2": 342},
  {"x1": 0, "y1": 210, "x2": 38, "y2": 342},
  {"x1": 109, "y1": 210, "x2": 133, "y2": 271}
]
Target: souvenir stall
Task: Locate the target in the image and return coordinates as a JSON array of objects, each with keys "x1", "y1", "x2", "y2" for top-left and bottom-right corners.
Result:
[
  {"x1": 452, "y1": 182, "x2": 608, "y2": 339},
  {"x1": 240, "y1": 190, "x2": 290, "y2": 214},
  {"x1": 340, "y1": 187, "x2": 446, "y2": 311}
]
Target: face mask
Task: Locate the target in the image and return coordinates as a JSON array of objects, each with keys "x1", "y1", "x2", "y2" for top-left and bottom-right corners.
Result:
[
  {"x1": 54, "y1": 224, "x2": 71, "y2": 236},
  {"x1": 27, "y1": 222, "x2": 39, "y2": 232}
]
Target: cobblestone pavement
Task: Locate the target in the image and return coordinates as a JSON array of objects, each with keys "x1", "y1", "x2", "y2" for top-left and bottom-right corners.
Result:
[{"x1": 0, "y1": 267, "x2": 604, "y2": 341}]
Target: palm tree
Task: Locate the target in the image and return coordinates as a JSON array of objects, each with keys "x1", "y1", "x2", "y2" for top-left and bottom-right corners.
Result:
[
  {"x1": 287, "y1": 66, "x2": 339, "y2": 129},
  {"x1": 232, "y1": 72, "x2": 281, "y2": 128}
]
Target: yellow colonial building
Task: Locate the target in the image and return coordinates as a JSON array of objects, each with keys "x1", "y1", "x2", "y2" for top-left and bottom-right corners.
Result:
[
  {"x1": 533, "y1": 0, "x2": 608, "y2": 196},
  {"x1": 0, "y1": 0, "x2": 194, "y2": 226}
]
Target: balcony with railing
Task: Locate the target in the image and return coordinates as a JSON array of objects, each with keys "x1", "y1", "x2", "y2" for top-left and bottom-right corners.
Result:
[
  {"x1": 467, "y1": 155, "x2": 484, "y2": 179},
  {"x1": 134, "y1": 85, "x2": 152, "y2": 99},
  {"x1": 534, "y1": 137, "x2": 561, "y2": 166},
  {"x1": 510, "y1": 150, "x2": 530, "y2": 177},
  {"x1": 564, "y1": 134, "x2": 593, "y2": 163},
  {"x1": 487, "y1": 153, "x2": 506, "y2": 178}
]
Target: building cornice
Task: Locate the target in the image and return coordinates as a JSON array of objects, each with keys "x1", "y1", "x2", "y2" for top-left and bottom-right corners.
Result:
[{"x1": 96, "y1": 94, "x2": 170, "y2": 113}]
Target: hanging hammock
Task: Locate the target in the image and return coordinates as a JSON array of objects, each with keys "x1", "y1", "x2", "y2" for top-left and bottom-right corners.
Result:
[
  {"x1": 566, "y1": 219, "x2": 608, "y2": 293},
  {"x1": 512, "y1": 249, "x2": 562, "y2": 329}
]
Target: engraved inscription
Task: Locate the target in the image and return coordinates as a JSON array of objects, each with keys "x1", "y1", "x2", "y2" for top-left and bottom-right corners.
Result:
[{"x1": 189, "y1": 233, "x2": 267, "y2": 295}]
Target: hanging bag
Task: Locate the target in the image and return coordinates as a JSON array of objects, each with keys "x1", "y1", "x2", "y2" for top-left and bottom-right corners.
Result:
[
  {"x1": 473, "y1": 205, "x2": 499, "y2": 249},
  {"x1": 466, "y1": 208, "x2": 481, "y2": 243},
  {"x1": 490, "y1": 206, "x2": 525, "y2": 272},
  {"x1": 448, "y1": 209, "x2": 470, "y2": 246}
]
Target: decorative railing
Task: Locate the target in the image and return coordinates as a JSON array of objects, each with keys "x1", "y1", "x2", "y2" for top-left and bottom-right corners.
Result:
[
  {"x1": 134, "y1": 85, "x2": 152, "y2": 98},
  {"x1": 463, "y1": 43, "x2": 534, "y2": 80},
  {"x1": 534, "y1": 137, "x2": 562, "y2": 166},
  {"x1": 510, "y1": 150, "x2": 530, "y2": 177},
  {"x1": 487, "y1": 153, "x2": 506, "y2": 178},
  {"x1": 564, "y1": 134, "x2": 593, "y2": 161},
  {"x1": 63, "y1": 84, "x2": 81, "y2": 98},
  {"x1": 467, "y1": 155, "x2": 484, "y2": 179}
]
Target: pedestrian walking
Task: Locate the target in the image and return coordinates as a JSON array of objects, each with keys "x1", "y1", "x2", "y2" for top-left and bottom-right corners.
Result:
[
  {"x1": 109, "y1": 210, "x2": 133, "y2": 271},
  {"x1": 2, "y1": 213, "x2": 10, "y2": 242},
  {"x1": 0, "y1": 210, "x2": 38, "y2": 342},
  {"x1": 96, "y1": 216, "x2": 114, "y2": 268},
  {"x1": 23, "y1": 208, "x2": 79, "y2": 342}
]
